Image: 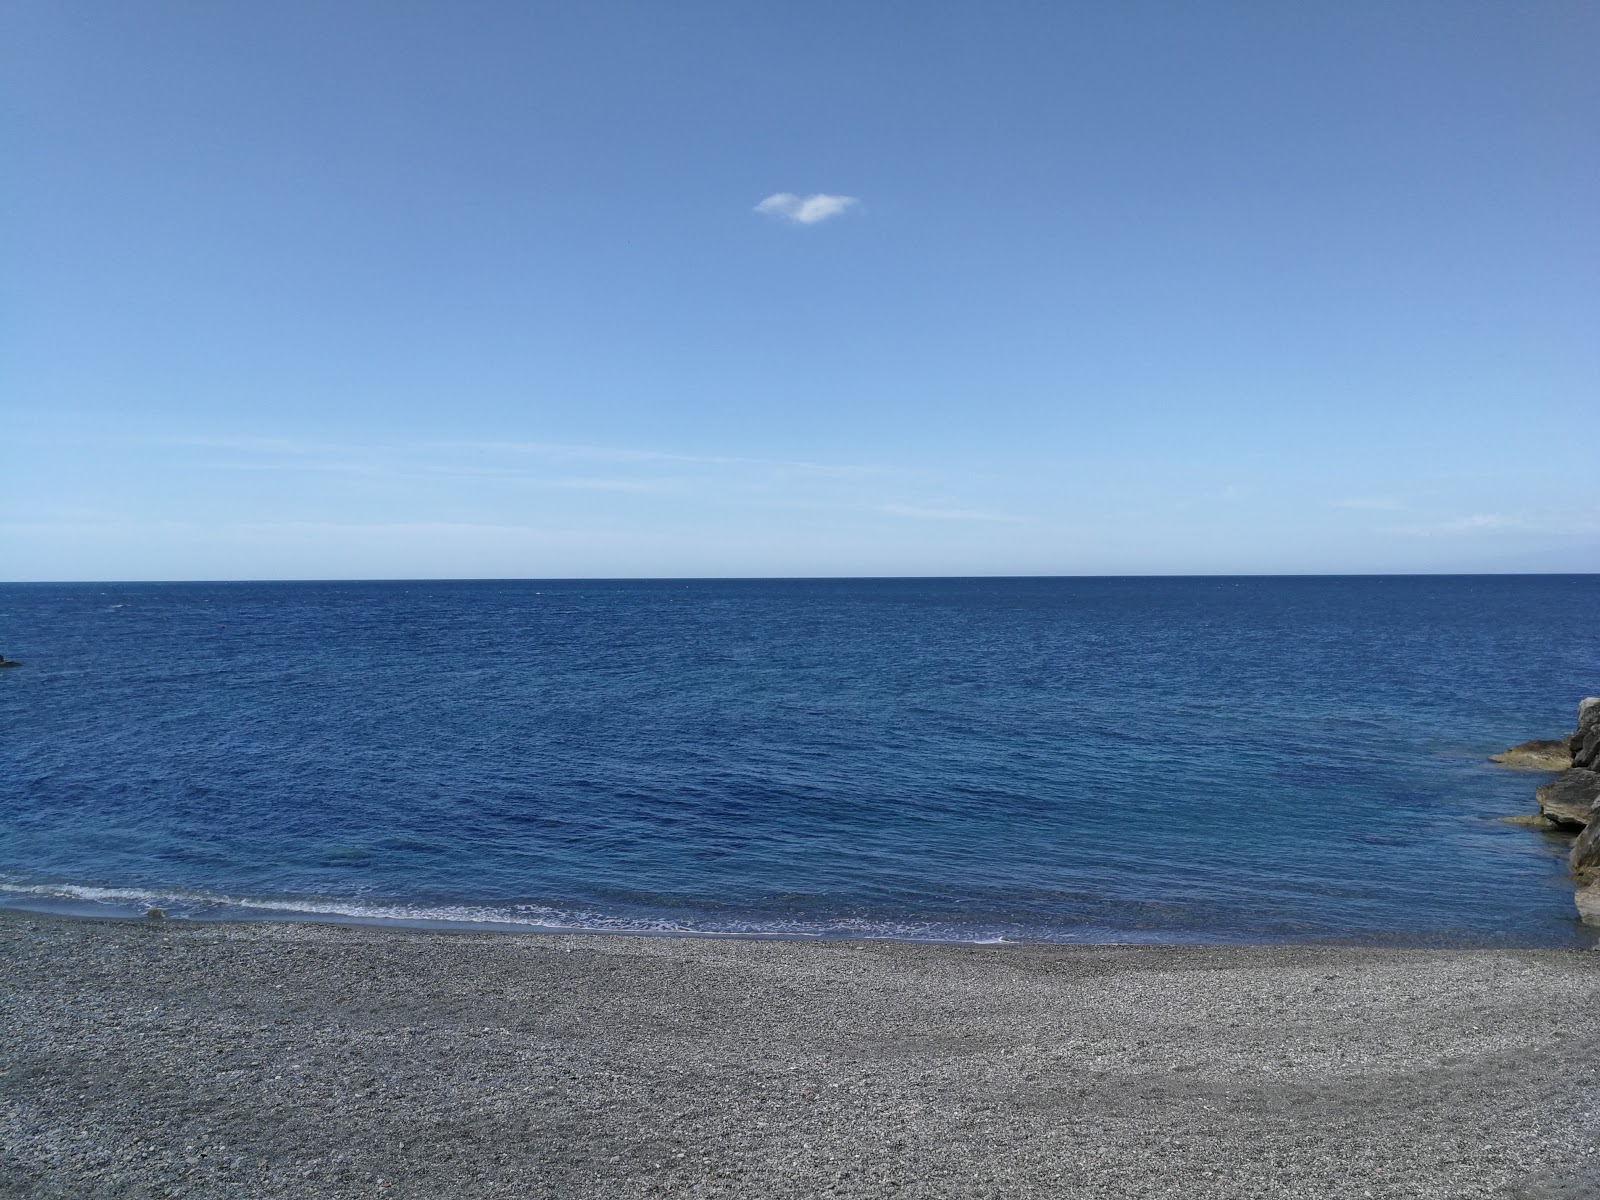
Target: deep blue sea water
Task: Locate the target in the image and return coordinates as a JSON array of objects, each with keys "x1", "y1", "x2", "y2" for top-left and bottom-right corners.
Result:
[{"x1": 2, "y1": 576, "x2": 1597, "y2": 946}]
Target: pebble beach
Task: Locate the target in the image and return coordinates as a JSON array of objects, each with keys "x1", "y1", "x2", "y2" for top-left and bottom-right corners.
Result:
[{"x1": 2, "y1": 911, "x2": 1597, "y2": 1199}]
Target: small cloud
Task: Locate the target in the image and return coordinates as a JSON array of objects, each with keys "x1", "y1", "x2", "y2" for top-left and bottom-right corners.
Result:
[
  {"x1": 1332, "y1": 497, "x2": 1406, "y2": 511},
  {"x1": 754, "y1": 193, "x2": 858, "y2": 225},
  {"x1": 167, "y1": 435, "x2": 357, "y2": 456},
  {"x1": 1387, "y1": 513, "x2": 1526, "y2": 537},
  {"x1": 444, "y1": 439, "x2": 876, "y2": 475},
  {"x1": 1385, "y1": 508, "x2": 1600, "y2": 539},
  {"x1": 883, "y1": 504, "x2": 1022, "y2": 523}
]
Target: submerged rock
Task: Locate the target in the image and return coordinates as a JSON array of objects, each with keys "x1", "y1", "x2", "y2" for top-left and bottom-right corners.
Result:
[
  {"x1": 1499, "y1": 812, "x2": 1558, "y2": 830},
  {"x1": 1534, "y1": 769, "x2": 1600, "y2": 829},
  {"x1": 1569, "y1": 697, "x2": 1600, "y2": 771},
  {"x1": 1490, "y1": 739, "x2": 1573, "y2": 771}
]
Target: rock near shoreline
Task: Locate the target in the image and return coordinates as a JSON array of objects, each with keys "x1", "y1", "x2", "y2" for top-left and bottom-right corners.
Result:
[
  {"x1": 1535, "y1": 770, "x2": 1600, "y2": 829},
  {"x1": 1570, "y1": 697, "x2": 1600, "y2": 771},
  {"x1": 1491, "y1": 740, "x2": 1574, "y2": 771},
  {"x1": 1497, "y1": 697, "x2": 1600, "y2": 926},
  {"x1": 1570, "y1": 820, "x2": 1600, "y2": 886}
]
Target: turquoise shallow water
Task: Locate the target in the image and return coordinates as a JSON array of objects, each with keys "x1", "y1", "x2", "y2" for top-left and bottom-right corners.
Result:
[{"x1": 1, "y1": 575, "x2": 1596, "y2": 945}]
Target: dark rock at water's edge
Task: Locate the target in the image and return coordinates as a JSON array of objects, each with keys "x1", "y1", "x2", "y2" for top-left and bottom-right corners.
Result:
[
  {"x1": 1490, "y1": 739, "x2": 1574, "y2": 771},
  {"x1": 1500, "y1": 698, "x2": 1600, "y2": 926},
  {"x1": 1570, "y1": 697, "x2": 1600, "y2": 771},
  {"x1": 1569, "y1": 818, "x2": 1600, "y2": 885},
  {"x1": 1535, "y1": 770, "x2": 1600, "y2": 829}
]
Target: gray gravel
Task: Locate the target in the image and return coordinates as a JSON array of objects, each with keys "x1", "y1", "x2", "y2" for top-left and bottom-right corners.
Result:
[{"x1": 2, "y1": 912, "x2": 1598, "y2": 1199}]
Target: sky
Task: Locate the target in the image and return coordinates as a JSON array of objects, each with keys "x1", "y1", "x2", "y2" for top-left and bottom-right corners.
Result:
[{"x1": 5, "y1": 0, "x2": 1597, "y2": 580}]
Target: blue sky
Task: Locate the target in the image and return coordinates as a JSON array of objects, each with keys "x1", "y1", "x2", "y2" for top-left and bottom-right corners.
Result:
[{"x1": 6, "y1": 1, "x2": 1596, "y2": 579}]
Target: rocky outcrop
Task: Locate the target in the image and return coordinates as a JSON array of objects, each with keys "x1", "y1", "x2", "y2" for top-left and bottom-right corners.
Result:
[
  {"x1": 1534, "y1": 769, "x2": 1600, "y2": 829},
  {"x1": 1569, "y1": 697, "x2": 1600, "y2": 771},
  {"x1": 1569, "y1": 817, "x2": 1600, "y2": 885},
  {"x1": 1490, "y1": 739, "x2": 1573, "y2": 771},
  {"x1": 1501, "y1": 699, "x2": 1600, "y2": 926}
]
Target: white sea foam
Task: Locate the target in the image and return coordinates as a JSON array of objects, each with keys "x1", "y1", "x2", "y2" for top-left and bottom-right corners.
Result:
[
  {"x1": 0, "y1": 880, "x2": 817, "y2": 937},
  {"x1": 0, "y1": 879, "x2": 1041, "y2": 943},
  {"x1": 0, "y1": 880, "x2": 619, "y2": 930},
  {"x1": 1, "y1": 882, "x2": 175, "y2": 905}
]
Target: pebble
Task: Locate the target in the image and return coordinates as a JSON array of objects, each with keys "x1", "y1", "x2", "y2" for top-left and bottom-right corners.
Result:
[{"x1": 3, "y1": 911, "x2": 1598, "y2": 1198}]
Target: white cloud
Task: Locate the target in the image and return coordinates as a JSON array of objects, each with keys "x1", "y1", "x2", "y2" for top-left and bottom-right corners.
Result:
[
  {"x1": 172, "y1": 435, "x2": 353, "y2": 456},
  {"x1": 1332, "y1": 497, "x2": 1406, "y2": 511},
  {"x1": 238, "y1": 521, "x2": 566, "y2": 538},
  {"x1": 1385, "y1": 510, "x2": 1600, "y2": 538},
  {"x1": 754, "y1": 193, "x2": 858, "y2": 225},
  {"x1": 1387, "y1": 514, "x2": 1526, "y2": 537},
  {"x1": 160, "y1": 434, "x2": 879, "y2": 480},
  {"x1": 443, "y1": 440, "x2": 875, "y2": 474},
  {"x1": 883, "y1": 504, "x2": 1022, "y2": 523}
]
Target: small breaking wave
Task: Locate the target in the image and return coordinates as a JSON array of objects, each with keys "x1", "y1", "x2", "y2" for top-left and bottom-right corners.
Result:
[
  {"x1": 0, "y1": 879, "x2": 682, "y2": 933},
  {"x1": 0, "y1": 878, "x2": 1104, "y2": 944}
]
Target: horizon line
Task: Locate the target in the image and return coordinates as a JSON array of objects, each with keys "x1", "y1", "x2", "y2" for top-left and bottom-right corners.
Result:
[{"x1": 2, "y1": 570, "x2": 1597, "y2": 586}]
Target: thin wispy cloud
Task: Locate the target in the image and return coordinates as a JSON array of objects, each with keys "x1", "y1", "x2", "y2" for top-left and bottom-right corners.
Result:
[
  {"x1": 174, "y1": 435, "x2": 351, "y2": 456},
  {"x1": 189, "y1": 455, "x2": 678, "y2": 491},
  {"x1": 0, "y1": 517, "x2": 589, "y2": 543},
  {"x1": 532, "y1": 477, "x2": 673, "y2": 492},
  {"x1": 415, "y1": 465, "x2": 676, "y2": 491},
  {"x1": 1333, "y1": 497, "x2": 1407, "y2": 511},
  {"x1": 427, "y1": 440, "x2": 880, "y2": 475},
  {"x1": 883, "y1": 504, "x2": 1023, "y2": 523},
  {"x1": 1382, "y1": 507, "x2": 1600, "y2": 539},
  {"x1": 195, "y1": 458, "x2": 388, "y2": 476},
  {"x1": 754, "y1": 193, "x2": 858, "y2": 225},
  {"x1": 142, "y1": 434, "x2": 901, "y2": 521},
  {"x1": 238, "y1": 521, "x2": 569, "y2": 538},
  {"x1": 1386, "y1": 513, "x2": 1526, "y2": 537},
  {"x1": 155, "y1": 435, "x2": 878, "y2": 478}
]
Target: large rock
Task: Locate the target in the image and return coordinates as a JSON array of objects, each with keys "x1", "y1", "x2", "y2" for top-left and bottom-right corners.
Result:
[
  {"x1": 1575, "y1": 885, "x2": 1600, "y2": 927},
  {"x1": 1490, "y1": 739, "x2": 1573, "y2": 771},
  {"x1": 1569, "y1": 697, "x2": 1600, "y2": 771},
  {"x1": 1570, "y1": 818, "x2": 1600, "y2": 884},
  {"x1": 1534, "y1": 769, "x2": 1600, "y2": 829}
]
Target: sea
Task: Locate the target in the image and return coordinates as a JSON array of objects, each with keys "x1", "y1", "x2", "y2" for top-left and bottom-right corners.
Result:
[{"x1": 2, "y1": 575, "x2": 1596, "y2": 947}]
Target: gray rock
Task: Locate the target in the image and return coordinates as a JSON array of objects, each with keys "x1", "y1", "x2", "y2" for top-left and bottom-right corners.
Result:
[
  {"x1": 1569, "y1": 697, "x2": 1600, "y2": 771},
  {"x1": 1574, "y1": 884, "x2": 1600, "y2": 927},
  {"x1": 1499, "y1": 813, "x2": 1558, "y2": 830},
  {"x1": 1489, "y1": 740, "x2": 1573, "y2": 771},
  {"x1": 1569, "y1": 819, "x2": 1600, "y2": 884},
  {"x1": 1533, "y1": 769, "x2": 1600, "y2": 828}
]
